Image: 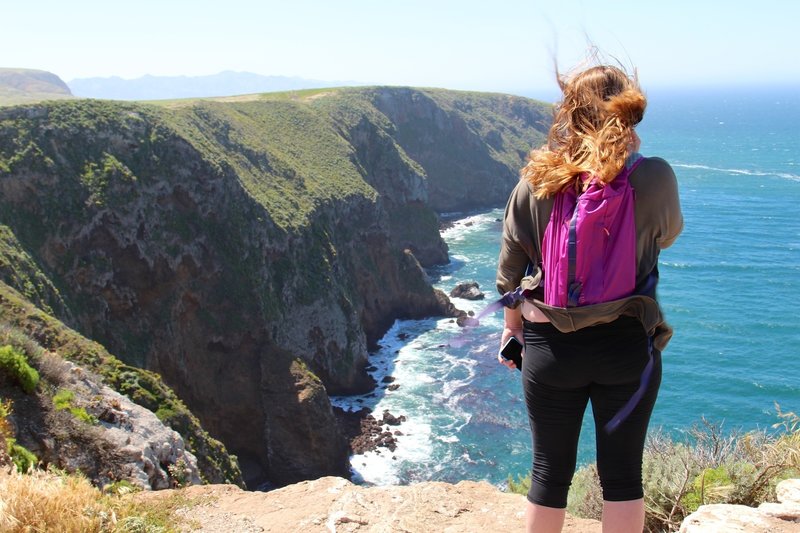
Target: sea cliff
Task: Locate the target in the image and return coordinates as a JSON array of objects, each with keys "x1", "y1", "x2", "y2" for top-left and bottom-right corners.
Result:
[{"x1": 0, "y1": 86, "x2": 550, "y2": 487}]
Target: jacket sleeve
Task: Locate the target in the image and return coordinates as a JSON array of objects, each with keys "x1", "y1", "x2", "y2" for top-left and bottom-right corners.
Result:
[
  {"x1": 496, "y1": 180, "x2": 538, "y2": 296},
  {"x1": 652, "y1": 158, "x2": 684, "y2": 249}
]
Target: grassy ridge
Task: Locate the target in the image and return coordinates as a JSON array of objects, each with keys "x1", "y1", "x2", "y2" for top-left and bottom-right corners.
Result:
[
  {"x1": 1, "y1": 86, "x2": 548, "y2": 231},
  {"x1": 162, "y1": 97, "x2": 378, "y2": 230}
]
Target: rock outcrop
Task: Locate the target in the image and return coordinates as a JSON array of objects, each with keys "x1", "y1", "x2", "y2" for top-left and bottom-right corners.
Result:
[
  {"x1": 0, "y1": 337, "x2": 202, "y2": 490},
  {"x1": 133, "y1": 476, "x2": 602, "y2": 532},
  {"x1": 450, "y1": 280, "x2": 486, "y2": 300},
  {"x1": 0, "y1": 88, "x2": 549, "y2": 487},
  {"x1": 71, "y1": 361, "x2": 202, "y2": 490},
  {"x1": 680, "y1": 478, "x2": 800, "y2": 532}
]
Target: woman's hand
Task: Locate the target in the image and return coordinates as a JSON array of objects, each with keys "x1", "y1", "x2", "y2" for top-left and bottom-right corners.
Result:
[{"x1": 499, "y1": 326, "x2": 524, "y2": 370}]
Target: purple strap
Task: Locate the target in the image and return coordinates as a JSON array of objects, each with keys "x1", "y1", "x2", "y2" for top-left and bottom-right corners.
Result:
[
  {"x1": 447, "y1": 288, "x2": 528, "y2": 348},
  {"x1": 603, "y1": 338, "x2": 654, "y2": 433}
]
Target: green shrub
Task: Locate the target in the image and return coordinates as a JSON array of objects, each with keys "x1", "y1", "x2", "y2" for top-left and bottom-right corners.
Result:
[
  {"x1": 167, "y1": 458, "x2": 191, "y2": 488},
  {"x1": 567, "y1": 464, "x2": 603, "y2": 521},
  {"x1": 7, "y1": 437, "x2": 38, "y2": 472},
  {"x1": 52, "y1": 387, "x2": 75, "y2": 410},
  {"x1": 102, "y1": 479, "x2": 139, "y2": 496},
  {"x1": 0, "y1": 344, "x2": 39, "y2": 393},
  {"x1": 640, "y1": 415, "x2": 799, "y2": 531},
  {"x1": 506, "y1": 471, "x2": 530, "y2": 495},
  {"x1": 52, "y1": 388, "x2": 97, "y2": 425},
  {"x1": 682, "y1": 466, "x2": 734, "y2": 512}
]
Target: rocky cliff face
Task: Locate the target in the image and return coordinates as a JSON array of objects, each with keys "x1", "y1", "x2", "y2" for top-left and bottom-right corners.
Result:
[
  {"x1": 0, "y1": 88, "x2": 549, "y2": 487},
  {"x1": 2, "y1": 354, "x2": 202, "y2": 491},
  {"x1": 369, "y1": 87, "x2": 550, "y2": 213},
  {"x1": 0, "y1": 280, "x2": 242, "y2": 485}
]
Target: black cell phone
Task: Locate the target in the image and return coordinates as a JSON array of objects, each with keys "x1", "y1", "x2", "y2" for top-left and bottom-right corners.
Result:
[{"x1": 500, "y1": 337, "x2": 523, "y2": 371}]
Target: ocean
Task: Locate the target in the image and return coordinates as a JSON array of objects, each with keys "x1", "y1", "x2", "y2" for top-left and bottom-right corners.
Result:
[{"x1": 330, "y1": 86, "x2": 800, "y2": 488}]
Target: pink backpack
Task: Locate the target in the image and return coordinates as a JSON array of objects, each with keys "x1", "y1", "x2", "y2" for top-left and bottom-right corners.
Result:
[{"x1": 541, "y1": 154, "x2": 644, "y2": 307}]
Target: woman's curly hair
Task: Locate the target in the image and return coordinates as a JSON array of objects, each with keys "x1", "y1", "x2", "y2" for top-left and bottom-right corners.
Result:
[{"x1": 522, "y1": 65, "x2": 646, "y2": 198}]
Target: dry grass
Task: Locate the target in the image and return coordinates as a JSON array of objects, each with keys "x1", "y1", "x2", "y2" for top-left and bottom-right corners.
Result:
[
  {"x1": 0, "y1": 468, "x2": 111, "y2": 532},
  {"x1": 35, "y1": 349, "x2": 73, "y2": 385},
  {"x1": 0, "y1": 466, "x2": 197, "y2": 532}
]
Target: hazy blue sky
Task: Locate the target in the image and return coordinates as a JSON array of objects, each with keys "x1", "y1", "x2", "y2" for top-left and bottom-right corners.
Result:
[{"x1": 3, "y1": 0, "x2": 797, "y2": 97}]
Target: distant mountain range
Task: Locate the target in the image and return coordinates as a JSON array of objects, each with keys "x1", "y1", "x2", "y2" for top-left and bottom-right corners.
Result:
[{"x1": 68, "y1": 71, "x2": 363, "y2": 100}]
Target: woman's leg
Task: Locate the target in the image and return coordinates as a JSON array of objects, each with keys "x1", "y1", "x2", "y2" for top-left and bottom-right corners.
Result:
[
  {"x1": 526, "y1": 500, "x2": 566, "y2": 533},
  {"x1": 601, "y1": 498, "x2": 645, "y2": 533},
  {"x1": 590, "y1": 322, "x2": 662, "y2": 533},
  {"x1": 523, "y1": 322, "x2": 592, "y2": 510}
]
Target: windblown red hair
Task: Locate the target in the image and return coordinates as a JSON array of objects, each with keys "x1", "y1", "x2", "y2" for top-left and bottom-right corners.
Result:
[{"x1": 522, "y1": 65, "x2": 646, "y2": 198}]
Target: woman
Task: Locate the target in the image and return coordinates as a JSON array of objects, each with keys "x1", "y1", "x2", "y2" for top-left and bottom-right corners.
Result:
[{"x1": 496, "y1": 64, "x2": 683, "y2": 532}]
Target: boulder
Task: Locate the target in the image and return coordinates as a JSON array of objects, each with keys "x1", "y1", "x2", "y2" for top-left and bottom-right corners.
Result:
[
  {"x1": 71, "y1": 362, "x2": 202, "y2": 490},
  {"x1": 680, "y1": 479, "x2": 800, "y2": 532},
  {"x1": 450, "y1": 281, "x2": 485, "y2": 300}
]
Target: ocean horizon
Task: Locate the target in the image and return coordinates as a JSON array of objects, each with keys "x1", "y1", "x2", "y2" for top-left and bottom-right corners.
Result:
[{"x1": 331, "y1": 86, "x2": 800, "y2": 488}]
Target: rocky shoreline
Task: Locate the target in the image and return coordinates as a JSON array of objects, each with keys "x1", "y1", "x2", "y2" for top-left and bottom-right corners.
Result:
[
  {"x1": 333, "y1": 406, "x2": 407, "y2": 457},
  {"x1": 332, "y1": 280, "x2": 491, "y2": 476}
]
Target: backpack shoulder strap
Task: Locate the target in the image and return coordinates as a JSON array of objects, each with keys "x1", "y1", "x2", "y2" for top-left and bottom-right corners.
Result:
[{"x1": 623, "y1": 152, "x2": 644, "y2": 175}]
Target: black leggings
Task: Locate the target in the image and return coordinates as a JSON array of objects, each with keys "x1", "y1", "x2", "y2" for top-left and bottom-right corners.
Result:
[{"x1": 522, "y1": 316, "x2": 661, "y2": 508}]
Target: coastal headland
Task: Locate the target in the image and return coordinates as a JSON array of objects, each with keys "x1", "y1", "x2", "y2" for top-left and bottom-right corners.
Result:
[{"x1": 0, "y1": 79, "x2": 550, "y2": 488}]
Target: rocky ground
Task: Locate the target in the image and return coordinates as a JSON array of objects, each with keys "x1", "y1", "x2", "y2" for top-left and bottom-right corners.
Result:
[
  {"x1": 130, "y1": 477, "x2": 800, "y2": 532},
  {"x1": 132, "y1": 476, "x2": 601, "y2": 532}
]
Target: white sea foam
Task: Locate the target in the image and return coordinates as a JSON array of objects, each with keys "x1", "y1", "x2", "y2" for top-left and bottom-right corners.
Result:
[
  {"x1": 348, "y1": 402, "x2": 434, "y2": 485},
  {"x1": 441, "y1": 212, "x2": 500, "y2": 241},
  {"x1": 673, "y1": 163, "x2": 800, "y2": 182},
  {"x1": 332, "y1": 316, "x2": 454, "y2": 485}
]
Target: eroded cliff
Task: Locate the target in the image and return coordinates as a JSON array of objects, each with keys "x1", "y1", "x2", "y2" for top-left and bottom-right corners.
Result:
[{"x1": 0, "y1": 87, "x2": 549, "y2": 486}]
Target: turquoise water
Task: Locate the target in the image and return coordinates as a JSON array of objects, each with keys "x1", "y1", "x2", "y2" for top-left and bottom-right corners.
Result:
[{"x1": 331, "y1": 86, "x2": 800, "y2": 487}]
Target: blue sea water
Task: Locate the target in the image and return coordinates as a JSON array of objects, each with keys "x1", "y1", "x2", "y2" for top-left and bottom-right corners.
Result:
[{"x1": 331, "y1": 86, "x2": 800, "y2": 488}]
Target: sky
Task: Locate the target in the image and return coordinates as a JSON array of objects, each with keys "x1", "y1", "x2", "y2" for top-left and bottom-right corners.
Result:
[{"x1": 2, "y1": 0, "x2": 798, "y2": 98}]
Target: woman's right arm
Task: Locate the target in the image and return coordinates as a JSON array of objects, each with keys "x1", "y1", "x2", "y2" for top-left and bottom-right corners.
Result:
[
  {"x1": 496, "y1": 180, "x2": 537, "y2": 296},
  {"x1": 496, "y1": 181, "x2": 536, "y2": 369}
]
